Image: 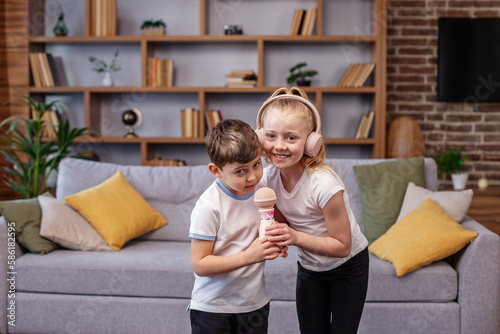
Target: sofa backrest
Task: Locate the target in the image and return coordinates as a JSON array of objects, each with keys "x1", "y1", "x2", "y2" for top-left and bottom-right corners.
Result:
[
  {"x1": 324, "y1": 158, "x2": 438, "y2": 233},
  {"x1": 56, "y1": 157, "x2": 437, "y2": 242},
  {"x1": 57, "y1": 158, "x2": 215, "y2": 242}
]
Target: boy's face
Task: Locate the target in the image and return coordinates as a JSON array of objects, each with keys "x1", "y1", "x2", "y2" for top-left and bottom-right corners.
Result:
[{"x1": 210, "y1": 155, "x2": 263, "y2": 196}]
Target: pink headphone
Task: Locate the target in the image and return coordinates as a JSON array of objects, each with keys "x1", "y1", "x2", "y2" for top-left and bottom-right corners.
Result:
[{"x1": 256, "y1": 94, "x2": 323, "y2": 157}]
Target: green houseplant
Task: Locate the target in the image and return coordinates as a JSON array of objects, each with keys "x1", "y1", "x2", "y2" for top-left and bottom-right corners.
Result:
[
  {"x1": 434, "y1": 146, "x2": 469, "y2": 190},
  {"x1": 286, "y1": 62, "x2": 318, "y2": 86},
  {"x1": 0, "y1": 94, "x2": 100, "y2": 198},
  {"x1": 141, "y1": 19, "x2": 167, "y2": 35}
]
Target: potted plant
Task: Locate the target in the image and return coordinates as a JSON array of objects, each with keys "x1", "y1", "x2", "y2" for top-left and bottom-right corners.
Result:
[
  {"x1": 141, "y1": 19, "x2": 167, "y2": 36},
  {"x1": 0, "y1": 94, "x2": 100, "y2": 198},
  {"x1": 286, "y1": 62, "x2": 318, "y2": 86},
  {"x1": 434, "y1": 146, "x2": 469, "y2": 190},
  {"x1": 88, "y1": 50, "x2": 121, "y2": 87}
]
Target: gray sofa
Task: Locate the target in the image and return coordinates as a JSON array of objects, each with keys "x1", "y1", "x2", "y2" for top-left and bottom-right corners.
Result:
[{"x1": 0, "y1": 157, "x2": 499, "y2": 334}]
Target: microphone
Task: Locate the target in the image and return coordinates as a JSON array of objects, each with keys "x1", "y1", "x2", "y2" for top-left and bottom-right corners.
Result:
[{"x1": 254, "y1": 187, "x2": 277, "y2": 240}]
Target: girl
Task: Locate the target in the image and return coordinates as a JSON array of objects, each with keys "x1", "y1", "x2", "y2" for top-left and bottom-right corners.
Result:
[{"x1": 256, "y1": 87, "x2": 369, "y2": 334}]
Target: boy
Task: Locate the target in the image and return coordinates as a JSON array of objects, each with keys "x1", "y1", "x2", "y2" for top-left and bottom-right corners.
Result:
[{"x1": 189, "y1": 119, "x2": 284, "y2": 334}]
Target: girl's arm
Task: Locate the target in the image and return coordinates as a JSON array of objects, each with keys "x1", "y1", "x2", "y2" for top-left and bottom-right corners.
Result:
[
  {"x1": 191, "y1": 237, "x2": 282, "y2": 277},
  {"x1": 266, "y1": 191, "x2": 352, "y2": 258}
]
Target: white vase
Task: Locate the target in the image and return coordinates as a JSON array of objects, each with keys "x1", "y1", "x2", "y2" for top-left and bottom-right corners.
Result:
[
  {"x1": 451, "y1": 173, "x2": 468, "y2": 190},
  {"x1": 102, "y1": 71, "x2": 114, "y2": 87}
]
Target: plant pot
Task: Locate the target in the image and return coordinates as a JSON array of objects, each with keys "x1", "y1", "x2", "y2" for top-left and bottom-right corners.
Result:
[
  {"x1": 296, "y1": 79, "x2": 311, "y2": 86},
  {"x1": 144, "y1": 28, "x2": 165, "y2": 36},
  {"x1": 451, "y1": 173, "x2": 468, "y2": 190}
]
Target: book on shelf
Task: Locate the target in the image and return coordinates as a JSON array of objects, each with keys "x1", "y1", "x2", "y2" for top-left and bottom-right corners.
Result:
[
  {"x1": 337, "y1": 63, "x2": 375, "y2": 88},
  {"x1": 147, "y1": 57, "x2": 174, "y2": 87},
  {"x1": 300, "y1": 8, "x2": 317, "y2": 36},
  {"x1": 354, "y1": 110, "x2": 375, "y2": 139},
  {"x1": 289, "y1": 9, "x2": 305, "y2": 36},
  {"x1": 89, "y1": 0, "x2": 117, "y2": 37},
  {"x1": 181, "y1": 107, "x2": 200, "y2": 138},
  {"x1": 145, "y1": 158, "x2": 186, "y2": 167},
  {"x1": 32, "y1": 109, "x2": 59, "y2": 138},
  {"x1": 362, "y1": 110, "x2": 375, "y2": 138},
  {"x1": 29, "y1": 52, "x2": 62, "y2": 88},
  {"x1": 354, "y1": 114, "x2": 366, "y2": 139},
  {"x1": 29, "y1": 53, "x2": 42, "y2": 87},
  {"x1": 225, "y1": 70, "x2": 257, "y2": 88},
  {"x1": 289, "y1": 8, "x2": 316, "y2": 36},
  {"x1": 205, "y1": 110, "x2": 222, "y2": 130}
]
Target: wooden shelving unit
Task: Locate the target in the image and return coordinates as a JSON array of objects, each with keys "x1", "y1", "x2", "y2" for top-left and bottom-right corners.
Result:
[{"x1": 27, "y1": 0, "x2": 387, "y2": 165}]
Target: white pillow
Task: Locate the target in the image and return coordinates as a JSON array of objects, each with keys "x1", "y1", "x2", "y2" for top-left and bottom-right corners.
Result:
[
  {"x1": 39, "y1": 196, "x2": 113, "y2": 251},
  {"x1": 396, "y1": 182, "x2": 473, "y2": 222}
]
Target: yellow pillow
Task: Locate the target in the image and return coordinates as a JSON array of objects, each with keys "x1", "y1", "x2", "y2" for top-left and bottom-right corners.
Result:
[
  {"x1": 369, "y1": 198, "x2": 477, "y2": 276},
  {"x1": 65, "y1": 171, "x2": 167, "y2": 251}
]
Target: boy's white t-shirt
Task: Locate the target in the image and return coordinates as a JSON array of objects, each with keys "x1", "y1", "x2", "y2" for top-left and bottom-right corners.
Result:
[
  {"x1": 263, "y1": 165, "x2": 368, "y2": 272},
  {"x1": 189, "y1": 179, "x2": 270, "y2": 313}
]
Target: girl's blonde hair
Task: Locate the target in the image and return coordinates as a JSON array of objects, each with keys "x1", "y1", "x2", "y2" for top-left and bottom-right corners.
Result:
[{"x1": 260, "y1": 87, "x2": 329, "y2": 173}]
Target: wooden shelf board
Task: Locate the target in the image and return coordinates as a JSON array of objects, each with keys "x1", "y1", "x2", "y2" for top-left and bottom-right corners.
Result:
[
  {"x1": 92, "y1": 137, "x2": 206, "y2": 144},
  {"x1": 29, "y1": 86, "x2": 376, "y2": 94},
  {"x1": 30, "y1": 35, "x2": 377, "y2": 44},
  {"x1": 323, "y1": 138, "x2": 376, "y2": 145}
]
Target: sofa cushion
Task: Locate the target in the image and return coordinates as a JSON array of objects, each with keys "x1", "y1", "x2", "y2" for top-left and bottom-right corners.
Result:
[
  {"x1": 64, "y1": 171, "x2": 168, "y2": 251},
  {"x1": 39, "y1": 196, "x2": 113, "y2": 251},
  {"x1": 369, "y1": 199, "x2": 477, "y2": 276},
  {"x1": 15, "y1": 240, "x2": 457, "y2": 303},
  {"x1": 16, "y1": 241, "x2": 196, "y2": 298},
  {"x1": 15, "y1": 240, "x2": 300, "y2": 301},
  {"x1": 0, "y1": 194, "x2": 58, "y2": 254},
  {"x1": 57, "y1": 158, "x2": 215, "y2": 242},
  {"x1": 396, "y1": 182, "x2": 473, "y2": 222},
  {"x1": 352, "y1": 157, "x2": 426, "y2": 244},
  {"x1": 366, "y1": 253, "x2": 458, "y2": 302}
]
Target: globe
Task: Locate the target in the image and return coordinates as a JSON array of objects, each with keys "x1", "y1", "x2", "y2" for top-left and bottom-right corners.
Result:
[
  {"x1": 121, "y1": 108, "x2": 142, "y2": 138},
  {"x1": 122, "y1": 110, "x2": 138, "y2": 126}
]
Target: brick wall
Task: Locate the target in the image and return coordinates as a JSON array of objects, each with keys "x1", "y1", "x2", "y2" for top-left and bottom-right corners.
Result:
[{"x1": 387, "y1": 0, "x2": 500, "y2": 188}]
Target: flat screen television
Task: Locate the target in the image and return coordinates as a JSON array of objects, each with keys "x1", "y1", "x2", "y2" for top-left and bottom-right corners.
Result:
[{"x1": 437, "y1": 18, "x2": 500, "y2": 103}]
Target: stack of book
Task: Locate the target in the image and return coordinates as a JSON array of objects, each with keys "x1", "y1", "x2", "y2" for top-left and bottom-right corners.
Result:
[
  {"x1": 145, "y1": 158, "x2": 186, "y2": 167},
  {"x1": 205, "y1": 110, "x2": 222, "y2": 130},
  {"x1": 354, "y1": 110, "x2": 375, "y2": 139},
  {"x1": 225, "y1": 70, "x2": 257, "y2": 88},
  {"x1": 290, "y1": 8, "x2": 317, "y2": 36},
  {"x1": 147, "y1": 57, "x2": 174, "y2": 87},
  {"x1": 29, "y1": 52, "x2": 60, "y2": 88},
  {"x1": 181, "y1": 107, "x2": 200, "y2": 138},
  {"x1": 89, "y1": 0, "x2": 117, "y2": 37},
  {"x1": 337, "y1": 63, "x2": 375, "y2": 88}
]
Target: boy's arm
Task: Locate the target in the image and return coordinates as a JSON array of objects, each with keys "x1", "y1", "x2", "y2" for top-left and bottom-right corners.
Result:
[{"x1": 191, "y1": 237, "x2": 282, "y2": 277}]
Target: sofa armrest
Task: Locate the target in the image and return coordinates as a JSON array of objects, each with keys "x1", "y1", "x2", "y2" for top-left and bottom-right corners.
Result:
[{"x1": 452, "y1": 217, "x2": 500, "y2": 334}]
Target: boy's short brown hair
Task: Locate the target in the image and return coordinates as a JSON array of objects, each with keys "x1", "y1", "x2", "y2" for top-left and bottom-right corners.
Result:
[{"x1": 205, "y1": 119, "x2": 262, "y2": 168}]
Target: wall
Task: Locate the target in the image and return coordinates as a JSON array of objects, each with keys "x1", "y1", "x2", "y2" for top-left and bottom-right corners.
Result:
[
  {"x1": 2, "y1": 0, "x2": 500, "y2": 200},
  {"x1": 387, "y1": 0, "x2": 500, "y2": 188}
]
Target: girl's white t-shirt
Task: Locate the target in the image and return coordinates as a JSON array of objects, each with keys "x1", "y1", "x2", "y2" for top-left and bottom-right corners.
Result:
[
  {"x1": 263, "y1": 165, "x2": 368, "y2": 272},
  {"x1": 189, "y1": 179, "x2": 270, "y2": 313}
]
